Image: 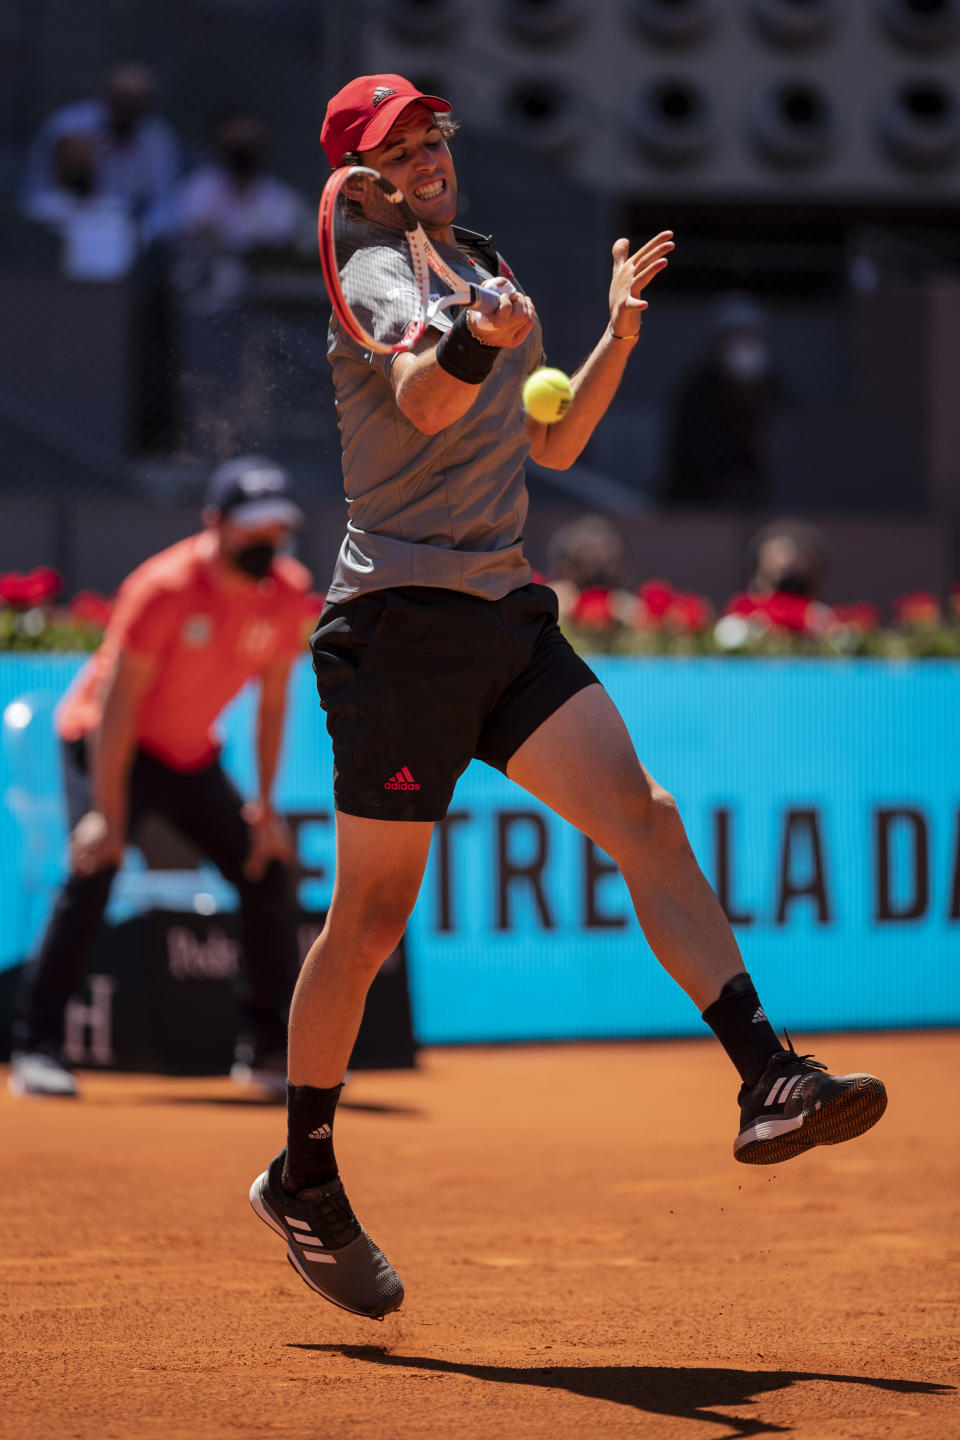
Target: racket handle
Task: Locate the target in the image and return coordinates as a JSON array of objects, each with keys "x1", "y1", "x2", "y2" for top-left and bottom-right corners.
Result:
[{"x1": 471, "y1": 277, "x2": 517, "y2": 314}]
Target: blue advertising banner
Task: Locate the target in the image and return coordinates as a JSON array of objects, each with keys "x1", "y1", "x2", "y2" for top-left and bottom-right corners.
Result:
[{"x1": 2, "y1": 654, "x2": 958, "y2": 1041}]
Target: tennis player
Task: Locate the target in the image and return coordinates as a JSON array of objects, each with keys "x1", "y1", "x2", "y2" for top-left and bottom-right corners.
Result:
[
  {"x1": 249, "y1": 76, "x2": 887, "y2": 1320},
  {"x1": 9, "y1": 456, "x2": 311, "y2": 1099}
]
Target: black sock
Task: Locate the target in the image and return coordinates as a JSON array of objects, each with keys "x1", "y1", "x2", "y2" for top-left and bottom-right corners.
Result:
[
  {"x1": 701, "y1": 972, "x2": 784, "y2": 1088},
  {"x1": 282, "y1": 1082, "x2": 343, "y2": 1194}
]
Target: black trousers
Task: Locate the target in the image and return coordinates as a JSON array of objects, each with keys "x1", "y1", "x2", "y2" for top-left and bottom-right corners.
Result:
[{"x1": 13, "y1": 739, "x2": 300, "y2": 1057}]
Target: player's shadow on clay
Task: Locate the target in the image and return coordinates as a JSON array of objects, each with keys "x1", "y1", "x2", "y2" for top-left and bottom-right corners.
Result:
[
  {"x1": 289, "y1": 1345, "x2": 953, "y2": 1438},
  {"x1": 137, "y1": 1094, "x2": 422, "y2": 1115}
]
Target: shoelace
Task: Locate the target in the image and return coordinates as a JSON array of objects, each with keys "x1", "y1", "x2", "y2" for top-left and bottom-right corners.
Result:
[
  {"x1": 778, "y1": 1029, "x2": 828, "y2": 1074},
  {"x1": 299, "y1": 1185, "x2": 362, "y2": 1247}
]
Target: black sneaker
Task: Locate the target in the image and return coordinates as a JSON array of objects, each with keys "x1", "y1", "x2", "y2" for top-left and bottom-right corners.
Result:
[
  {"x1": 734, "y1": 1035, "x2": 887, "y2": 1165},
  {"x1": 249, "y1": 1153, "x2": 404, "y2": 1320}
]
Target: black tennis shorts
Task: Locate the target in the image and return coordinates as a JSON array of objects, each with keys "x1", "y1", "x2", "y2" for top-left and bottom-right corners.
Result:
[{"x1": 310, "y1": 582, "x2": 599, "y2": 821}]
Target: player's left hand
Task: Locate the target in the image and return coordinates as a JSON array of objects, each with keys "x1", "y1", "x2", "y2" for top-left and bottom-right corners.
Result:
[
  {"x1": 242, "y1": 803, "x2": 294, "y2": 880},
  {"x1": 608, "y1": 232, "x2": 674, "y2": 340}
]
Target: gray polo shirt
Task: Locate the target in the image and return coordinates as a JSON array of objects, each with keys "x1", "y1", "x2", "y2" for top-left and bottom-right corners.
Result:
[{"x1": 325, "y1": 225, "x2": 543, "y2": 603}]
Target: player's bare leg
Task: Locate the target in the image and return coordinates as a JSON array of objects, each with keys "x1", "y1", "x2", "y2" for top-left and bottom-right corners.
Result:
[
  {"x1": 506, "y1": 683, "x2": 886, "y2": 1160},
  {"x1": 506, "y1": 682, "x2": 741, "y2": 1012},
  {"x1": 250, "y1": 813, "x2": 431, "y2": 1319},
  {"x1": 288, "y1": 812, "x2": 434, "y2": 1087}
]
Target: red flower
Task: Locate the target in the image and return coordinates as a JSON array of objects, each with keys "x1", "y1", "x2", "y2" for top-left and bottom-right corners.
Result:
[
  {"x1": 724, "y1": 590, "x2": 822, "y2": 634},
  {"x1": 570, "y1": 586, "x2": 618, "y2": 629},
  {"x1": 0, "y1": 573, "x2": 27, "y2": 605},
  {"x1": 664, "y1": 591, "x2": 713, "y2": 633},
  {"x1": 830, "y1": 602, "x2": 880, "y2": 633},
  {"x1": 760, "y1": 592, "x2": 813, "y2": 633},
  {"x1": 0, "y1": 567, "x2": 61, "y2": 607},
  {"x1": 894, "y1": 591, "x2": 941, "y2": 626},
  {"x1": 31, "y1": 567, "x2": 61, "y2": 602},
  {"x1": 724, "y1": 592, "x2": 761, "y2": 618},
  {"x1": 637, "y1": 578, "x2": 675, "y2": 620},
  {"x1": 68, "y1": 591, "x2": 114, "y2": 628}
]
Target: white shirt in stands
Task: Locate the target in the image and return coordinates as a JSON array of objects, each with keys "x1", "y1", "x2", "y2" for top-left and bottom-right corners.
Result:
[{"x1": 174, "y1": 165, "x2": 311, "y2": 253}]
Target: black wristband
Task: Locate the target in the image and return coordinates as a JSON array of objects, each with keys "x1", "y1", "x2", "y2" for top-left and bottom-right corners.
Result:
[{"x1": 435, "y1": 309, "x2": 500, "y2": 385}]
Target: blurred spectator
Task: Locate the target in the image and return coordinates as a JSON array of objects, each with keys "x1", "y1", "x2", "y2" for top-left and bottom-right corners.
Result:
[
  {"x1": 22, "y1": 131, "x2": 137, "y2": 280},
  {"x1": 8, "y1": 456, "x2": 312, "y2": 1100},
  {"x1": 662, "y1": 294, "x2": 783, "y2": 509},
  {"x1": 172, "y1": 111, "x2": 313, "y2": 317},
  {"x1": 747, "y1": 517, "x2": 830, "y2": 599},
  {"x1": 546, "y1": 513, "x2": 633, "y2": 625},
  {"x1": 174, "y1": 111, "x2": 312, "y2": 256},
  {"x1": 20, "y1": 62, "x2": 181, "y2": 243},
  {"x1": 720, "y1": 517, "x2": 832, "y2": 642},
  {"x1": 22, "y1": 132, "x2": 101, "y2": 228},
  {"x1": 547, "y1": 513, "x2": 626, "y2": 590}
]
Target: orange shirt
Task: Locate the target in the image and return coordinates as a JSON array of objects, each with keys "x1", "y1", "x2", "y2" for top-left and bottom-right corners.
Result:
[{"x1": 58, "y1": 533, "x2": 312, "y2": 771}]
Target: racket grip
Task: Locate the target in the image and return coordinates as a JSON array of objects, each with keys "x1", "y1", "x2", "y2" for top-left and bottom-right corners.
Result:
[
  {"x1": 471, "y1": 277, "x2": 516, "y2": 314},
  {"x1": 471, "y1": 286, "x2": 501, "y2": 315}
]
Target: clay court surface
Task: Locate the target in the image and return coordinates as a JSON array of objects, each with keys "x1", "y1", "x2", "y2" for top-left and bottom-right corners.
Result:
[{"x1": 3, "y1": 1032, "x2": 958, "y2": 1440}]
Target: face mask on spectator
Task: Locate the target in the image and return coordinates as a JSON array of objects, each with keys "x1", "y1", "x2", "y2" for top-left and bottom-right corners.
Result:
[
  {"x1": 231, "y1": 540, "x2": 276, "y2": 579},
  {"x1": 54, "y1": 136, "x2": 97, "y2": 197},
  {"x1": 222, "y1": 142, "x2": 264, "y2": 179},
  {"x1": 62, "y1": 163, "x2": 96, "y2": 198},
  {"x1": 771, "y1": 569, "x2": 817, "y2": 597},
  {"x1": 108, "y1": 96, "x2": 149, "y2": 141}
]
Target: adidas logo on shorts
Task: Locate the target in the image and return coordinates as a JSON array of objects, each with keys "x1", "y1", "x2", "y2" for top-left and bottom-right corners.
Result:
[{"x1": 384, "y1": 766, "x2": 420, "y2": 791}]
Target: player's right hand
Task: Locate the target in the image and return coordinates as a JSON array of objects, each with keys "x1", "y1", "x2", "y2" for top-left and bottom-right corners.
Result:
[
  {"x1": 467, "y1": 284, "x2": 535, "y2": 350},
  {"x1": 70, "y1": 810, "x2": 125, "y2": 875}
]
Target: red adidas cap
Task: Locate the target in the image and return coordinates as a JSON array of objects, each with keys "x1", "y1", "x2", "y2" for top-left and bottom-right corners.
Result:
[{"x1": 321, "y1": 73, "x2": 452, "y2": 168}]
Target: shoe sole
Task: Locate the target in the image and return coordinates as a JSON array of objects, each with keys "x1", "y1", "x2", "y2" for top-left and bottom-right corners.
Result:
[
  {"x1": 735, "y1": 1075, "x2": 888, "y2": 1165},
  {"x1": 248, "y1": 1172, "x2": 402, "y2": 1321},
  {"x1": 8, "y1": 1074, "x2": 79, "y2": 1099}
]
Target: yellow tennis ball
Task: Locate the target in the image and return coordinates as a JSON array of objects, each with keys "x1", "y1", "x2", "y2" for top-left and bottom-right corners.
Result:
[{"x1": 522, "y1": 367, "x2": 573, "y2": 424}]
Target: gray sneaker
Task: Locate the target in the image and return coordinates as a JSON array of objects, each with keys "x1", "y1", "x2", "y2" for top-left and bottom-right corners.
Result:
[
  {"x1": 9, "y1": 1049, "x2": 79, "y2": 1098},
  {"x1": 249, "y1": 1152, "x2": 404, "y2": 1320},
  {"x1": 230, "y1": 1050, "x2": 287, "y2": 1099}
]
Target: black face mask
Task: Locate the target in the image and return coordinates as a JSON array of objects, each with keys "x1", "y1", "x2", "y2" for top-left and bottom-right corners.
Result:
[
  {"x1": 110, "y1": 110, "x2": 142, "y2": 142},
  {"x1": 774, "y1": 571, "x2": 816, "y2": 598},
  {"x1": 64, "y1": 168, "x2": 96, "y2": 198},
  {"x1": 222, "y1": 143, "x2": 263, "y2": 178},
  {"x1": 231, "y1": 540, "x2": 275, "y2": 580}
]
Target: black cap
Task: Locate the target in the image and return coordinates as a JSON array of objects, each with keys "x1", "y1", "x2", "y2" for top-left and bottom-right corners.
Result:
[{"x1": 205, "y1": 455, "x2": 304, "y2": 529}]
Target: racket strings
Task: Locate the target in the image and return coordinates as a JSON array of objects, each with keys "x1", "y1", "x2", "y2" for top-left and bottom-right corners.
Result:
[
  {"x1": 343, "y1": 174, "x2": 408, "y2": 234},
  {"x1": 328, "y1": 174, "x2": 410, "y2": 280},
  {"x1": 321, "y1": 167, "x2": 459, "y2": 353},
  {"x1": 327, "y1": 202, "x2": 423, "y2": 350}
]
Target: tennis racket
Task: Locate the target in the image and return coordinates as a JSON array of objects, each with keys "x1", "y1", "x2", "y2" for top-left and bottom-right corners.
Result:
[{"x1": 318, "y1": 164, "x2": 514, "y2": 356}]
